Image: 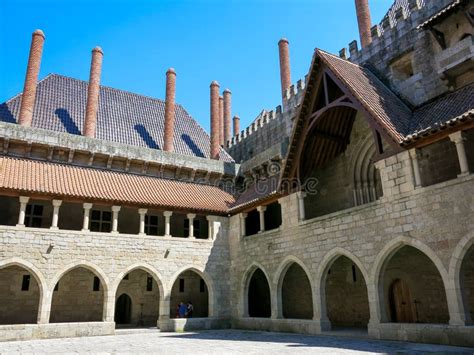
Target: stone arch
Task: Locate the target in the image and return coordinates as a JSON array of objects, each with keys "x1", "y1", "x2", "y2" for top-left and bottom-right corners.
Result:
[
  {"x1": 112, "y1": 263, "x2": 165, "y2": 300},
  {"x1": 316, "y1": 248, "x2": 370, "y2": 329},
  {"x1": 241, "y1": 262, "x2": 272, "y2": 318},
  {"x1": 371, "y1": 236, "x2": 450, "y2": 323},
  {"x1": 274, "y1": 256, "x2": 314, "y2": 319},
  {"x1": 49, "y1": 262, "x2": 110, "y2": 323},
  {"x1": 449, "y1": 233, "x2": 474, "y2": 324},
  {"x1": 112, "y1": 263, "x2": 165, "y2": 326},
  {"x1": 168, "y1": 266, "x2": 214, "y2": 318},
  {"x1": 0, "y1": 258, "x2": 48, "y2": 324},
  {"x1": 350, "y1": 134, "x2": 381, "y2": 205}
]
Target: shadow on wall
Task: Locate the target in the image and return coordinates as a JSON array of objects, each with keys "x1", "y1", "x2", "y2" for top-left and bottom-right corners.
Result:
[
  {"x1": 182, "y1": 134, "x2": 205, "y2": 158},
  {"x1": 135, "y1": 124, "x2": 160, "y2": 150},
  {"x1": 55, "y1": 108, "x2": 81, "y2": 135},
  {"x1": 0, "y1": 103, "x2": 16, "y2": 123}
]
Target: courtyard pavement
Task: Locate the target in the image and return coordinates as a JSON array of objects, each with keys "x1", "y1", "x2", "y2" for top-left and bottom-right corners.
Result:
[{"x1": 0, "y1": 329, "x2": 472, "y2": 354}]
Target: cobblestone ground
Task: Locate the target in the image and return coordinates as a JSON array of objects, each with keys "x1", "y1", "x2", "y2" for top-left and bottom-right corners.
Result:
[{"x1": 0, "y1": 329, "x2": 473, "y2": 354}]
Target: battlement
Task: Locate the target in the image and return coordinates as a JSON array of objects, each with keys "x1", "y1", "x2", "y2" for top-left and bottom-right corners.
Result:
[{"x1": 342, "y1": 0, "x2": 450, "y2": 64}]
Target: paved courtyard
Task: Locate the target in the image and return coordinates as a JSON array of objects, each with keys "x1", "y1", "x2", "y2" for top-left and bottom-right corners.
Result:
[{"x1": 0, "y1": 329, "x2": 473, "y2": 354}]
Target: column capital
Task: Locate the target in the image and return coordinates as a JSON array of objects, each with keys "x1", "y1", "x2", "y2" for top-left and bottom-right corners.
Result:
[
  {"x1": 187, "y1": 213, "x2": 196, "y2": 219},
  {"x1": 83, "y1": 202, "x2": 93, "y2": 210},
  {"x1": 240, "y1": 212, "x2": 248, "y2": 219},
  {"x1": 449, "y1": 131, "x2": 465, "y2": 144},
  {"x1": 111, "y1": 205, "x2": 121, "y2": 212},
  {"x1": 138, "y1": 208, "x2": 148, "y2": 215},
  {"x1": 206, "y1": 215, "x2": 217, "y2": 221},
  {"x1": 163, "y1": 211, "x2": 173, "y2": 217},
  {"x1": 52, "y1": 199, "x2": 62, "y2": 207},
  {"x1": 408, "y1": 148, "x2": 419, "y2": 159},
  {"x1": 256, "y1": 205, "x2": 267, "y2": 213},
  {"x1": 296, "y1": 191, "x2": 307, "y2": 199},
  {"x1": 19, "y1": 196, "x2": 30, "y2": 204}
]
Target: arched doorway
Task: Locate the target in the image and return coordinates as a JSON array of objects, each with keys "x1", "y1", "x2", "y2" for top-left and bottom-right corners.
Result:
[
  {"x1": 50, "y1": 267, "x2": 104, "y2": 323},
  {"x1": 0, "y1": 265, "x2": 41, "y2": 324},
  {"x1": 248, "y1": 268, "x2": 271, "y2": 318},
  {"x1": 460, "y1": 245, "x2": 474, "y2": 324},
  {"x1": 115, "y1": 294, "x2": 132, "y2": 325},
  {"x1": 381, "y1": 246, "x2": 449, "y2": 323},
  {"x1": 170, "y1": 270, "x2": 209, "y2": 318},
  {"x1": 324, "y1": 256, "x2": 369, "y2": 328},
  {"x1": 281, "y1": 263, "x2": 313, "y2": 319},
  {"x1": 115, "y1": 269, "x2": 160, "y2": 326}
]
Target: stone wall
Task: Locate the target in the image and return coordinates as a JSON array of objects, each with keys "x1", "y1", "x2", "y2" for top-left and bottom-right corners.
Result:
[
  {"x1": 228, "y1": 147, "x2": 474, "y2": 346},
  {"x1": 0, "y1": 213, "x2": 231, "y2": 328}
]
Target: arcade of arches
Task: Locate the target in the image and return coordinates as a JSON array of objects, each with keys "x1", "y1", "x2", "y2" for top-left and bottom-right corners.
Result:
[{"x1": 243, "y1": 243, "x2": 474, "y2": 329}]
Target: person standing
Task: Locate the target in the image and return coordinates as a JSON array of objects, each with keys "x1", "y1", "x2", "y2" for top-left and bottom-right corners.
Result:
[
  {"x1": 186, "y1": 301, "x2": 194, "y2": 318},
  {"x1": 178, "y1": 302, "x2": 187, "y2": 318}
]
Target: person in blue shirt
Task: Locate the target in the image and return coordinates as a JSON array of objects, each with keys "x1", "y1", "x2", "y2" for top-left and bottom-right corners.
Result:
[{"x1": 178, "y1": 302, "x2": 187, "y2": 318}]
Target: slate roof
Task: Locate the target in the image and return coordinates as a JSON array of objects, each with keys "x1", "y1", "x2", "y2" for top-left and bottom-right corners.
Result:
[
  {"x1": 0, "y1": 74, "x2": 233, "y2": 162},
  {"x1": 0, "y1": 156, "x2": 235, "y2": 214}
]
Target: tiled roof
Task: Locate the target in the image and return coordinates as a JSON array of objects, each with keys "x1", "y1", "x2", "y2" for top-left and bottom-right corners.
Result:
[
  {"x1": 0, "y1": 156, "x2": 234, "y2": 214},
  {"x1": 230, "y1": 174, "x2": 281, "y2": 212},
  {"x1": 0, "y1": 74, "x2": 233, "y2": 162},
  {"x1": 318, "y1": 50, "x2": 412, "y2": 141}
]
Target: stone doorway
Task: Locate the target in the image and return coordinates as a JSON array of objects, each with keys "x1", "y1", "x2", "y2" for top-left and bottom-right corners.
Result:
[
  {"x1": 115, "y1": 293, "x2": 132, "y2": 325},
  {"x1": 389, "y1": 279, "x2": 416, "y2": 323}
]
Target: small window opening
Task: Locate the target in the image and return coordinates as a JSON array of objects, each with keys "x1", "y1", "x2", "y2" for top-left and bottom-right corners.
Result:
[
  {"x1": 145, "y1": 215, "x2": 159, "y2": 236},
  {"x1": 90, "y1": 210, "x2": 112, "y2": 232},
  {"x1": 146, "y1": 275, "x2": 153, "y2": 291},
  {"x1": 200, "y1": 278, "x2": 205, "y2": 293},
  {"x1": 21, "y1": 275, "x2": 30, "y2": 291},
  {"x1": 25, "y1": 204, "x2": 44, "y2": 228},
  {"x1": 179, "y1": 278, "x2": 185, "y2": 293},
  {"x1": 352, "y1": 265, "x2": 357, "y2": 283},
  {"x1": 93, "y1": 276, "x2": 100, "y2": 291}
]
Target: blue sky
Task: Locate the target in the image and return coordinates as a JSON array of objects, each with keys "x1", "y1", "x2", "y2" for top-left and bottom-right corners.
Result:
[{"x1": 0, "y1": 0, "x2": 394, "y2": 132}]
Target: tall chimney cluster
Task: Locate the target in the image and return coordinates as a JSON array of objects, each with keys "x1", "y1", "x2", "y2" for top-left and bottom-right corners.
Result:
[{"x1": 355, "y1": 0, "x2": 372, "y2": 48}]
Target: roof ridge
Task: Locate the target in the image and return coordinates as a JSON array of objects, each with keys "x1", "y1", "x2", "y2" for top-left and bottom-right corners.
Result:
[{"x1": 316, "y1": 49, "x2": 360, "y2": 68}]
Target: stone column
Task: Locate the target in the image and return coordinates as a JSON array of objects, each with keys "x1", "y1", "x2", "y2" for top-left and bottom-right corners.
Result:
[
  {"x1": 409, "y1": 149, "x2": 422, "y2": 188},
  {"x1": 17, "y1": 196, "x2": 30, "y2": 227},
  {"x1": 257, "y1": 206, "x2": 266, "y2": 233},
  {"x1": 450, "y1": 131, "x2": 470, "y2": 176},
  {"x1": 206, "y1": 216, "x2": 214, "y2": 240},
  {"x1": 103, "y1": 289, "x2": 116, "y2": 322},
  {"x1": 239, "y1": 213, "x2": 247, "y2": 237},
  {"x1": 138, "y1": 208, "x2": 147, "y2": 235},
  {"x1": 296, "y1": 191, "x2": 306, "y2": 221},
  {"x1": 50, "y1": 199, "x2": 62, "y2": 230},
  {"x1": 37, "y1": 290, "x2": 51, "y2": 324},
  {"x1": 82, "y1": 203, "x2": 93, "y2": 231},
  {"x1": 163, "y1": 211, "x2": 172, "y2": 237},
  {"x1": 111, "y1": 206, "x2": 121, "y2": 233},
  {"x1": 187, "y1": 213, "x2": 196, "y2": 239}
]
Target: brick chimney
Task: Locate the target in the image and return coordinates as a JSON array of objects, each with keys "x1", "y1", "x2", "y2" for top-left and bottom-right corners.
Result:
[
  {"x1": 233, "y1": 115, "x2": 240, "y2": 137},
  {"x1": 219, "y1": 95, "x2": 224, "y2": 146},
  {"x1": 223, "y1": 89, "x2": 231, "y2": 145},
  {"x1": 278, "y1": 38, "x2": 291, "y2": 99},
  {"x1": 83, "y1": 46, "x2": 103, "y2": 138},
  {"x1": 355, "y1": 0, "x2": 372, "y2": 48},
  {"x1": 210, "y1": 81, "x2": 220, "y2": 160},
  {"x1": 18, "y1": 30, "x2": 45, "y2": 127},
  {"x1": 163, "y1": 68, "x2": 177, "y2": 152}
]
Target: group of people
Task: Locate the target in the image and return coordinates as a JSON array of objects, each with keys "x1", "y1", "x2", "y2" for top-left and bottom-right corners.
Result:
[{"x1": 176, "y1": 301, "x2": 194, "y2": 318}]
